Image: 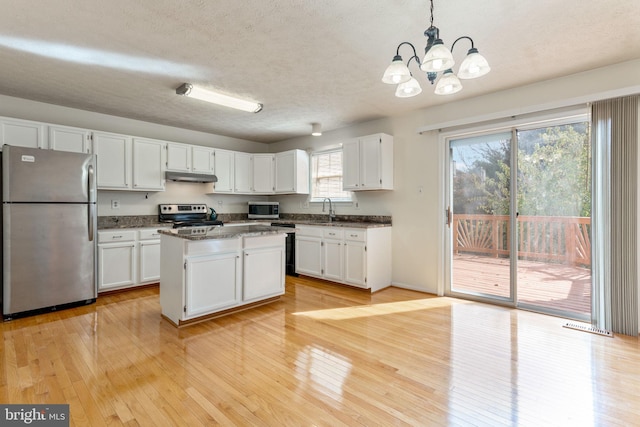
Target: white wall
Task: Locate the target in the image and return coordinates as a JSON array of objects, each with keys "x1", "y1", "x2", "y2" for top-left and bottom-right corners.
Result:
[
  {"x1": 269, "y1": 59, "x2": 640, "y2": 294},
  {"x1": 2, "y1": 60, "x2": 639, "y2": 296},
  {"x1": 98, "y1": 183, "x2": 270, "y2": 216}
]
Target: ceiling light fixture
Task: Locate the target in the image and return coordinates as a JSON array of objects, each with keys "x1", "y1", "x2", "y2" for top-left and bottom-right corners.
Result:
[
  {"x1": 176, "y1": 83, "x2": 263, "y2": 113},
  {"x1": 381, "y1": 0, "x2": 490, "y2": 97},
  {"x1": 311, "y1": 123, "x2": 322, "y2": 136}
]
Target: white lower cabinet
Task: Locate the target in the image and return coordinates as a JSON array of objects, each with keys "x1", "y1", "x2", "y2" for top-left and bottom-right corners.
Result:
[
  {"x1": 243, "y1": 235, "x2": 285, "y2": 302},
  {"x1": 344, "y1": 238, "x2": 367, "y2": 287},
  {"x1": 295, "y1": 230, "x2": 323, "y2": 277},
  {"x1": 138, "y1": 229, "x2": 163, "y2": 284},
  {"x1": 98, "y1": 227, "x2": 168, "y2": 292},
  {"x1": 98, "y1": 230, "x2": 137, "y2": 291},
  {"x1": 295, "y1": 225, "x2": 392, "y2": 291},
  {"x1": 323, "y1": 234, "x2": 344, "y2": 282},
  {"x1": 185, "y1": 252, "x2": 242, "y2": 317},
  {"x1": 160, "y1": 233, "x2": 286, "y2": 326}
]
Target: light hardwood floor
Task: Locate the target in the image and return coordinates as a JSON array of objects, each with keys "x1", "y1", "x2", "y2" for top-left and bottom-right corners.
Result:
[{"x1": 1, "y1": 276, "x2": 639, "y2": 426}]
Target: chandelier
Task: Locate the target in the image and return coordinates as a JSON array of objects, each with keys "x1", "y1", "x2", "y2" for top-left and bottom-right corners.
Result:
[{"x1": 381, "y1": 0, "x2": 490, "y2": 97}]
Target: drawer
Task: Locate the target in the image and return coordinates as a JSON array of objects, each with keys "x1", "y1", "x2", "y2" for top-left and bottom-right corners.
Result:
[
  {"x1": 244, "y1": 233, "x2": 286, "y2": 249},
  {"x1": 138, "y1": 228, "x2": 168, "y2": 240},
  {"x1": 323, "y1": 228, "x2": 343, "y2": 240},
  {"x1": 185, "y1": 237, "x2": 242, "y2": 256},
  {"x1": 295, "y1": 226, "x2": 323, "y2": 238},
  {"x1": 343, "y1": 229, "x2": 366, "y2": 242},
  {"x1": 98, "y1": 230, "x2": 136, "y2": 243}
]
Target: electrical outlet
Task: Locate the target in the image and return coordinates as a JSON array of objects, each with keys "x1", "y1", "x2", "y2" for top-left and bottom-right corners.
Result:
[
  {"x1": 111, "y1": 200, "x2": 120, "y2": 209},
  {"x1": 302, "y1": 201, "x2": 309, "y2": 209},
  {"x1": 217, "y1": 200, "x2": 223, "y2": 206}
]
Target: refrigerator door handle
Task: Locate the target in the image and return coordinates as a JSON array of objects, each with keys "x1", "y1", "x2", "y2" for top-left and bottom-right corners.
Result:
[
  {"x1": 88, "y1": 204, "x2": 95, "y2": 242},
  {"x1": 88, "y1": 164, "x2": 96, "y2": 203},
  {"x1": 87, "y1": 163, "x2": 95, "y2": 242}
]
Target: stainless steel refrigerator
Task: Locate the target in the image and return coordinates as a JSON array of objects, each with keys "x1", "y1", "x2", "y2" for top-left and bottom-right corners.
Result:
[{"x1": 2, "y1": 145, "x2": 97, "y2": 319}]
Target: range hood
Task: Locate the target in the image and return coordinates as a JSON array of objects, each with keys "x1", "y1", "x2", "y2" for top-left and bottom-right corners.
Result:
[{"x1": 165, "y1": 171, "x2": 218, "y2": 183}]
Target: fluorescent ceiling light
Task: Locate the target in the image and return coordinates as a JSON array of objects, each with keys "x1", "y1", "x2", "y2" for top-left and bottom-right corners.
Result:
[{"x1": 176, "y1": 83, "x2": 263, "y2": 113}]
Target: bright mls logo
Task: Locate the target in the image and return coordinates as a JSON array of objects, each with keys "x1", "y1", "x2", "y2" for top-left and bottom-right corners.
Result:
[{"x1": 1, "y1": 405, "x2": 69, "y2": 426}]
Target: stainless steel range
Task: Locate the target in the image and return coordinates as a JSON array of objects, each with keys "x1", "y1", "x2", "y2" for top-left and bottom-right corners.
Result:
[{"x1": 158, "y1": 204, "x2": 224, "y2": 228}]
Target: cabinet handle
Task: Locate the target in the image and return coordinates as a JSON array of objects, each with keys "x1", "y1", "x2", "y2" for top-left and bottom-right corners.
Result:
[
  {"x1": 113, "y1": 235, "x2": 122, "y2": 239},
  {"x1": 350, "y1": 234, "x2": 358, "y2": 238}
]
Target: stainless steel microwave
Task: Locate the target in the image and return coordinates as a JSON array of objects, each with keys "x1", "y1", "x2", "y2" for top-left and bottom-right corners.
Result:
[{"x1": 248, "y1": 201, "x2": 279, "y2": 219}]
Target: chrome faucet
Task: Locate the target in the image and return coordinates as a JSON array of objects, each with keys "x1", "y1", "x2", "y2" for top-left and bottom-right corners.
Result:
[{"x1": 322, "y1": 198, "x2": 336, "y2": 222}]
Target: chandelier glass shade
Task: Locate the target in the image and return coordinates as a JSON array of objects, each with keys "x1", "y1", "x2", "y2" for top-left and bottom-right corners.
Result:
[
  {"x1": 381, "y1": 56, "x2": 412, "y2": 84},
  {"x1": 420, "y1": 40, "x2": 454, "y2": 73},
  {"x1": 395, "y1": 76, "x2": 423, "y2": 98},
  {"x1": 434, "y1": 69, "x2": 462, "y2": 95},
  {"x1": 457, "y1": 48, "x2": 491, "y2": 79},
  {"x1": 381, "y1": 0, "x2": 490, "y2": 98}
]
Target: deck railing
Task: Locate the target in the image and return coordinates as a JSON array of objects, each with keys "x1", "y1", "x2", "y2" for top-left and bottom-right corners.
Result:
[{"x1": 453, "y1": 214, "x2": 591, "y2": 267}]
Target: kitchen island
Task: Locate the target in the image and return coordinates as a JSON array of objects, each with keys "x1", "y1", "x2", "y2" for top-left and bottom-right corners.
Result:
[{"x1": 159, "y1": 225, "x2": 287, "y2": 327}]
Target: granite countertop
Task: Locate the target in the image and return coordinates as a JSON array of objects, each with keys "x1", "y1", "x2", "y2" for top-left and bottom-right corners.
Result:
[
  {"x1": 158, "y1": 224, "x2": 289, "y2": 241},
  {"x1": 286, "y1": 220, "x2": 391, "y2": 229},
  {"x1": 98, "y1": 214, "x2": 392, "y2": 231},
  {"x1": 227, "y1": 220, "x2": 391, "y2": 229},
  {"x1": 99, "y1": 222, "x2": 171, "y2": 230}
]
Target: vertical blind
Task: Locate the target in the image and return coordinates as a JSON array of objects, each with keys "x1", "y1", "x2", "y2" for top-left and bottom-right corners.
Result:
[{"x1": 592, "y1": 95, "x2": 639, "y2": 336}]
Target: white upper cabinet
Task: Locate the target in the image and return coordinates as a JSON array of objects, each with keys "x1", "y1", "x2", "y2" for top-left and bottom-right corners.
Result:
[
  {"x1": 213, "y1": 149, "x2": 235, "y2": 193},
  {"x1": 48, "y1": 125, "x2": 91, "y2": 153},
  {"x1": 132, "y1": 138, "x2": 166, "y2": 191},
  {"x1": 252, "y1": 154, "x2": 275, "y2": 194},
  {"x1": 234, "y1": 152, "x2": 252, "y2": 193},
  {"x1": 166, "y1": 142, "x2": 191, "y2": 172},
  {"x1": 342, "y1": 139, "x2": 360, "y2": 189},
  {"x1": 275, "y1": 149, "x2": 309, "y2": 194},
  {"x1": 0, "y1": 117, "x2": 47, "y2": 150},
  {"x1": 192, "y1": 145, "x2": 215, "y2": 174},
  {"x1": 93, "y1": 131, "x2": 132, "y2": 190},
  {"x1": 94, "y1": 134, "x2": 165, "y2": 191},
  {"x1": 342, "y1": 133, "x2": 393, "y2": 191}
]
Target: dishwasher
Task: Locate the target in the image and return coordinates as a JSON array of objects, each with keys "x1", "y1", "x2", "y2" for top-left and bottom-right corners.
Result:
[{"x1": 272, "y1": 223, "x2": 298, "y2": 276}]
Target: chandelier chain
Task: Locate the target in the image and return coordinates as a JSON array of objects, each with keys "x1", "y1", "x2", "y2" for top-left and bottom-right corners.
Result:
[{"x1": 429, "y1": 0, "x2": 434, "y2": 27}]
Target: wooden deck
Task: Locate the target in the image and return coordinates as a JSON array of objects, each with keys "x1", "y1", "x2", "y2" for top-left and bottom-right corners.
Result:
[{"x1": 452, "y1": 254, "x2": 591, "y2": 317}]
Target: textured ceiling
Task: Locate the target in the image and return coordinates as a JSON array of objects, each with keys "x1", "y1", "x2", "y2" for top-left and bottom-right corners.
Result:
[{"x1": 0, "y1": 1, "x2": 639, "y2": 143}]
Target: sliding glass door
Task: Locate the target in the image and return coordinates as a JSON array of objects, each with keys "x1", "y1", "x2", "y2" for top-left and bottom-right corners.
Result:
[
  {"x1": 515, "y1": 123, "x2": 592, "y2": 318},
  {"x1": 449, "y1": 131, "x2": 514, "y2": 302},
  {"x1": 447, "y1": 120, "x2": 592, "y2": 320}
]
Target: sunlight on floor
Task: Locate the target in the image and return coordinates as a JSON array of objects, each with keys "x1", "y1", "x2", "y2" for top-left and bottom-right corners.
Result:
[{"x1": 293, "y1": 297, "x2": 471, "y2": 320}]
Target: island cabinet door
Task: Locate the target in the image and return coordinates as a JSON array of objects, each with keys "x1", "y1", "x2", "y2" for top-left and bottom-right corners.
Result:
[
  {"x1": 184, "y1": 252, "x2": 241, "y2": 318},
  {"x1": 243, "y1": 246, "x2": 284, "y2": 302}
]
